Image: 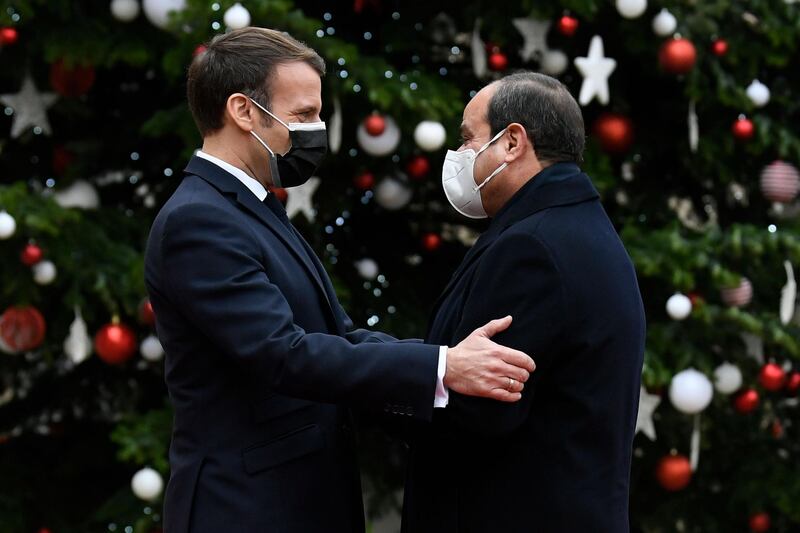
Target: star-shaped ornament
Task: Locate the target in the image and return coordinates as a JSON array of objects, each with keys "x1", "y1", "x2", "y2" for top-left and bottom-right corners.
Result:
[
  {"x1": 574, "y1": 35, "x2": 617, "y2": 106},
  {"x1": 0, "y1": 75, "x2": 58, "y2": 138},
  {"x1": 285, "y1": 177, "x2": 320, "y2": 222},
  {"x1": 512, "y1": 18, "x2": 551, "y2": 62},
  {"x1": 635, "y1": 386, "x2": 661, "y2": 441}
]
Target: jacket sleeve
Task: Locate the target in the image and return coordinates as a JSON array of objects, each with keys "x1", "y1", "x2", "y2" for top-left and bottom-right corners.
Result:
[
  {"x1": 442, "y1": 230, "x2": 567, "y2": 435},
  {"x1": 159, "y1": 202, "x2": 439, "y2": 421}
]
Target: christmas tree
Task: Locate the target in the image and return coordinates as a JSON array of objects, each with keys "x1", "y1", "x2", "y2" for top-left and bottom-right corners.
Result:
[{"x1": 0, "y1": 0, "x2": 799, "y2": 531}]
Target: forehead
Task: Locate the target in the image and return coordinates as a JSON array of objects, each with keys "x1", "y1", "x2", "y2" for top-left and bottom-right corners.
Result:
[
  {"x1": 269, "y1": 61, "x2": 322, "y2": 110},
  {"x1": 462, "y1": 84, "x2": 496, "y2": 132}
]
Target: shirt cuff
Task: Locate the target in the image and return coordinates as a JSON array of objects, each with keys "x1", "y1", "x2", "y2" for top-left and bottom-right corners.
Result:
[{"x1": 433, "y1": 345, "x2": 449, "y2": 408}]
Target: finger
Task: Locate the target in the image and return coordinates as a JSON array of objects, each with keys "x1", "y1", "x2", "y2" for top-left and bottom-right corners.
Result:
[
  {"x1": 487, "y1": 389, "x2": 523, "y2": 403},
  {"x1": 478, "y1": 315, "x2": 512, "y2": 338},
  {"x1": 488, "y1": 374, "x2": 525, "y2": 393},
  {"x1": 498, "y1": 346, "x2": 536, "y2": 372},
  {"x1": 498, "y1": 362, "x2": 530, "y2": 383}
]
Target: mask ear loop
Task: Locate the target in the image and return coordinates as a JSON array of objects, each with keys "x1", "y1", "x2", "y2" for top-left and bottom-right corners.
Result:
[
  {"x1": 472, "y1": 128, "x2": 509, "y2": 191},
  {"x1": 474, "y1": 162, "x2": 508, "y2": 192},
  {"x1": 476, "y1": 127, "x2": 507, "y2": 157},
  {"x1": 248, "y1": 97, "x2": 291, "y2": 130},
  {"x1": 250, "y1": 131, "x2": 276, "y2": 156}
]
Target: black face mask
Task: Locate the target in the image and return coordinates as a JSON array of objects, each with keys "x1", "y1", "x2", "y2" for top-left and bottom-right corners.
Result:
[{"x1": 249, "y1": 97, "x2": 328, "y2": 188}]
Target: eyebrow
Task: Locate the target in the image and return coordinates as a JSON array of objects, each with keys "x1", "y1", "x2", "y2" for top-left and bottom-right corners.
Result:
[
  {"x1": 292, "y1": 105, "x2": 319, "y2": 115},
  {"x1": 460, "y1": 123, "x2": 472, "y2": 137}
]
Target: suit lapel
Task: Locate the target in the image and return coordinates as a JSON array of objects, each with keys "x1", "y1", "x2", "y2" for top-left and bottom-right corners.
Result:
[
  {"x1": 289, "y1": 226, "x2": 348, "y2": 334},
  {"x1": 184, "y1": 157, "x2": 340, "y2": 330},
  {"x1": 427, "y1": 227, "x2": 498, "y2": 331}
]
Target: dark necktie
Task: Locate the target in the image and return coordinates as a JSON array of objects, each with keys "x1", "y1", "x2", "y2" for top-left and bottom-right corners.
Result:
[{"x1": 263, "y1": 192, "x2": 291, "y2": 229}]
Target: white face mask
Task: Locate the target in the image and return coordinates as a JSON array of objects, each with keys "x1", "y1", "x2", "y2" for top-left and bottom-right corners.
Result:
[{"x1": 441, "y1": 128, "x2": 508, "y2": 219}]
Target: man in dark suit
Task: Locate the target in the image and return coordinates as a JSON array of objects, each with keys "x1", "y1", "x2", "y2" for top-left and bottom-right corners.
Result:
[
  {"x1": 402, "y1": 73, "x2": 646, "y2": 532},
  {"x1": 144, "y1": 28, "x2": 535, "y2": 533}
]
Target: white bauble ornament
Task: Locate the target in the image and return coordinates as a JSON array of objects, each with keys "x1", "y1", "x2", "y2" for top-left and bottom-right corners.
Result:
[
  {"x1": 140, "y1": 335, "x2": 164, "y2": 362},
  {"x1": 540, "y1": 50, "x2": 569, "y2": 76},
  {"x1": 357, "y1": 116, "x2": 401, "y2": 157},
  {"x1": 760, "y1": 161, "x2": 800, "y2": 204},
  {"x1": 32, "y1": 261, "x2": 57, "y2": 285},
  {"x1": 223, "y1": 2, "x2": 251, "y2": 30},
  {"x1": 0, "y1": 211, "x2": 16, "y2": 239},
  {"x1": 53, "y1": 180, "x2": 100, "y2": 210},
  {"x1": 413, "y1": 121, "x2": 447, "y2": 152},
  {"x1": 652, "y1": 9, "x2": 677, "y2": 36},
  {"x1": 666, "y1": 293, "x2": 692, "y2": 320},
  {"x1": 669, "y1": 368, "x2": 713, "y2": 414},
  {"x1": 142, "y1": 0, "x2": 186, "y2": 29},
  {"x1": 721, "y1": 278, "x2": 753, "y2": 307},
  {"x1": 110, "y1": 0, "x2": 140, "y2": 22},
  {"x1": 375, "y1": 177, "x2": 413, "y2": 210},
  {"x1": 616, "y1": 0, "x2": 647, "y2": 19},
  {"x1": 746, "y1": 79, "x2": 770, "y2": 108},
  {"x1": 713, "y1": 362, "x2": 743, "y2": 395},
  {"x1": 64, "y1": 307, "x2": 91, "y2": 364},
  {"x1": 131, "y1": 467, "x2": 164, "y2": 501},
  {"x1": 355, "y1": 258, "x2": 379, "y2": 280}
]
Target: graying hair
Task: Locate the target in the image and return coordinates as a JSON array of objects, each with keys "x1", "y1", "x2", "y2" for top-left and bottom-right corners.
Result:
[{"x1": 487, "y1": 72, "x2": 585, "y2": 164}]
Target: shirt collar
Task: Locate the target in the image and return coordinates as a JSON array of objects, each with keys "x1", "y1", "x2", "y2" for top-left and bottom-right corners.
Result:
[{"x1": 195, "y1": 150, "x2": 268, "y2": 201}]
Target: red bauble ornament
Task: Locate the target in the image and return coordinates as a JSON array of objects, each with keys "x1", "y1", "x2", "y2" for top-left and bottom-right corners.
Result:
[
  {"x1": 406, "y1": 155, "x2": 431, "y2": 180},
  {"x1": 734, "y1": 388, "x2": 760, "y2": 414},
  {"x1": 0, "y1": 27, "x2": 18, "y2": 46},
  {"x1": 21, "y1": 243, "x2": 44, "y2": 266},
  {"x1": 268, "y1": 186, "x2": 288, "y2": 204},
  {"x1": 49, "y1": 59, "x2": 96, "y2": 98},
  {"x1": 732, "y1": 117, "x2": 755, "y2": 141},
  {"x1": 659, "y1": 38, "x2": 697, "y2": 75},
  {"x1": 193, "y1": 44, "x2": 208, "y2": 57},
  {"x1": 353, "y1": 171, "x2": 375, "y2": 191},
  {"x1": 0, "y1": 306, "x2": 47, "y2": 354},
  {"x1": 422, "y1": 232, "x2": 442, "y2": 252},
  {"x1": 557, "y1": 15, "x2": 579, "y2": 37},
  {"x1": 786, "y1": 371, "x2": 800, "y2": 394},
  {"x1": 139, "y1": 299, "x2": 156, "y2": 327},
  {"x1": 364, "y1": 114, "x2": 386, "y2": 137},
  {"x1": 654, "y1": 454, "x2": 692, "y2": 491},
  {"x1": 593, "y1": 113, "x2": 634, "y2": 154},
  {"x1": 759, "y1": 363, "x2": 786, "y2": 392},
  {"x1": 94, "y1": 322, "x2": 137, "y2": 365},
  {"x1": 711, "y1": 39, "x2": 728, "y2": 57},
  {"x1": 37, "y1": 528, "x2": 52, "y2": 533},
  {"x1": 749, "y1": 512, "x2": 771, "y2": 532},
  {"x1": 488, "y1": 51, "x2": 509, "y2": 72}
]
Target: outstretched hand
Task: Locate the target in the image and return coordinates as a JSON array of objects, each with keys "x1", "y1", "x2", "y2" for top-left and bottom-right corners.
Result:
[{"x1": 443, "y1": 316, "x2": 535, "y2": 402}]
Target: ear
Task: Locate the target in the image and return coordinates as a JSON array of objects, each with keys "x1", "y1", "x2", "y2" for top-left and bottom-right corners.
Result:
[
  {"x1": 225, "y1": 93, "x2": 257, "y2": 133},
  {"x1": 503, "y1": 123, "x2": 530, "y2": 163}
]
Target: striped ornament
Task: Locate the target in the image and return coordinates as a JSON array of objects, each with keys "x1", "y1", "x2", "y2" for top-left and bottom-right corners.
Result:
[
  {"x1": 721, "y1": 277, "x2": 753, "y2": 307},
  {"x1": 760, "y1": 161, "x2": 800, "y2": 204}
]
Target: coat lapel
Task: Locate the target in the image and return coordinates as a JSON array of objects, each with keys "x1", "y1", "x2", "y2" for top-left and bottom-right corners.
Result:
[
  {"x1": 184, "y1": 156, "x2": 340, "y2": 330},
  {"x1": 428, "y1": 163, "x2": 601, "y2": 330}
]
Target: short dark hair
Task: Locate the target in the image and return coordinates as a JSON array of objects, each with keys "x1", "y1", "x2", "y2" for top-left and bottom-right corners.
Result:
[
  {"x1": 487, "y1": 72, "x2": 585, "y2": 164},
  {"x1": 186, "y1": 27, "x2": 326, "y2": 136}
]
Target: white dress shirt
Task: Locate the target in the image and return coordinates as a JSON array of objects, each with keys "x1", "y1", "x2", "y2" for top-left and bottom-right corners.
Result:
[{"x1": 195, "y1": 150, "x2": 449, "y2": 408}]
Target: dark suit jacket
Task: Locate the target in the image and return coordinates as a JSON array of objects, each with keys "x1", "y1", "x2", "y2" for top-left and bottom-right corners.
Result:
[
  {"x1": 402, "y1": 163, "x2": 646, "y2": 533},
  {"x1": 144, "y1": 156, "x2": 439, "y2": 533}
]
